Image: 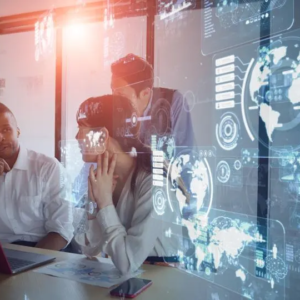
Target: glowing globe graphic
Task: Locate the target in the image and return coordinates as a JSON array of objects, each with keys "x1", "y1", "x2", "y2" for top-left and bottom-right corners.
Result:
[
  {"x1": 244, "y1": 38, "x2": 300, "y2": 149},
  {"x1": 167, "y1": 149, "x2": 213, "y2": 219}
]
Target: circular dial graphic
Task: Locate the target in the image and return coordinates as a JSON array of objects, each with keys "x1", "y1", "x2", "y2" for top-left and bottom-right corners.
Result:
[
  {"x1": 216, "y1": 112, "x2": 240, "y2": 151},
  {"x1": 216, "y1": 160, "x2": 231, "y2": 184},
  {"x1": 153, "y1": 188, "x2": 167, "y2": 216}
]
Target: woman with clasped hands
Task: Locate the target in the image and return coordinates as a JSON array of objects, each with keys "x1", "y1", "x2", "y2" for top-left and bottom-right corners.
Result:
[{"x1": 75, "y1": 95, "x2": 179, "y2": 275}]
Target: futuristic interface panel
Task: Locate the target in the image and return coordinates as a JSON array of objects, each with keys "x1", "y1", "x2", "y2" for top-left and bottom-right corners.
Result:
[
  {"x1": 152, "y1": 144, "x2": 288, "y2": 299},
  {"x1": 152, "y1": 1, "x2": 300, "y2": 298},
  {"x1": 201, "y1": 0, "x2": 294, "y2": 55},
  {"x1": 213, "y1": 28, "x2": 300, "y2": 153}
]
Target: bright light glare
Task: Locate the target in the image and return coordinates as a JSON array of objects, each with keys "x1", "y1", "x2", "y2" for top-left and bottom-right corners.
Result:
[{"x1": 65, "y1": 23, "x2": 86, "y2": 39}]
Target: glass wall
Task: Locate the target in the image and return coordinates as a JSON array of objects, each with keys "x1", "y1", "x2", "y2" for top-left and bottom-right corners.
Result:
[
  {"x1": 153, "y1": 1, "x2": 300, "y2": 299},
  {"x1": 62, "y1": 16, "x2": 147, "y2": 199},
  {"x1": 0, "y1": 31, "x2": 55, "y2": 156},
  {"x1": 61, "y1": 1, "x2": 300, "y2": 298},
  {"x1": 1, "y1": 1, "x2": 299, "y2": 299}
]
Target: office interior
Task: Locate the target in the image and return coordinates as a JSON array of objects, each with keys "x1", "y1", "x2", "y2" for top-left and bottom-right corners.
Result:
[{"x1": 1, "y1": 1, "x2": 300, "y2": 299}]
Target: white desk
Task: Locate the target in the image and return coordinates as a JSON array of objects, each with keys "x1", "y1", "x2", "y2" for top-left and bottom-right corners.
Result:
[{"x1": 0, "y1": 244, "x2": 203, "y2": 300}]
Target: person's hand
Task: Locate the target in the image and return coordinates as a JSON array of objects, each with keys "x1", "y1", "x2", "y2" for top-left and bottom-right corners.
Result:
[
  {"x1": 88, "y1": 151, "x2": 117, "y2": 210},
  {"x1": 0, "y1": 158, "x2": 10, "y2": 176},
  {"x1": 87, "y1": 171, "x2": 118, "y2": 220}
]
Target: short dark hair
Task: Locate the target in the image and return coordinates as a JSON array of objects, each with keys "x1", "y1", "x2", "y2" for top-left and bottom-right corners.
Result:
[
  {"x1": 111, "y1": 53, "x2": 154, "y2": 96},
  {"x1": 0, "y1": 103, "x2": 14, "y2": 116},
  {"x1": 0, "y1": 103, "x2": 17, "y2": 125}
]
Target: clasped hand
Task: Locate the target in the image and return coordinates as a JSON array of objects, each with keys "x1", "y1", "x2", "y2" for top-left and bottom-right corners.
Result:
[
  {"x1": 0, "y1": 158, "x2": 10, "y2": 176},
  {"x1": 88, "y1": 151, "x2": 118, "y2": 211}
]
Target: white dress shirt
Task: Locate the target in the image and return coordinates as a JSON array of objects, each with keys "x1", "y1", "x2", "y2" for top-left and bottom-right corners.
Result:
[{"x1": 0, "y1": 145, "x2": 74, "y2": 244}]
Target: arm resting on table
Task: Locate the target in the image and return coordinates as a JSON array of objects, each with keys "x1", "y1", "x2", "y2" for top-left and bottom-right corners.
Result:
[{"x1": 36, "y1": 232, "x2": 68, "y2": 251}]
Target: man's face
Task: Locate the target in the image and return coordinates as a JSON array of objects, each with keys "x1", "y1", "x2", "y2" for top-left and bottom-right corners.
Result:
[
  {"x1": 0, "y1": 112, "x2": 20, "y2": 160},
  {"x1": 75, "y1": 126, "x2": 108, "y2": 162},
  {"x1": 111, "y1": 76, "x2": 140, "y2": 110}
]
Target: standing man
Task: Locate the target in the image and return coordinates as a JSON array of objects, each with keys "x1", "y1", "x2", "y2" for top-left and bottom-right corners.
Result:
[
  {"x1": 110, "y1": 53, "x2": 195, "y2": 148},
  {"x1": 0, "y1": 103, "x2": 74, "y2": 250}
]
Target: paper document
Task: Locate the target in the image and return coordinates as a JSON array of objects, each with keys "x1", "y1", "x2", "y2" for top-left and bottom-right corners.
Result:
[{"x1": 34, "y1": 256, "x2": 144, "y2": 288}]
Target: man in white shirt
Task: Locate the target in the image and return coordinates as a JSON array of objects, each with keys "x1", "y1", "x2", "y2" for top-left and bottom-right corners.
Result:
[{"x1": 0, "y1": 103, "x2": 74, "y2": 250}]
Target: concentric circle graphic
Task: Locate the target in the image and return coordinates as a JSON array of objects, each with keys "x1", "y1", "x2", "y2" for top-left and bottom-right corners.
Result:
[
  {"x1": 234, "y1": 160, "x2": 242, "y2": 171},
  {"x1": 216, "y1": 112, "x2": 240, "y2": 151},
  {"x1": 216, "y1": 160, "x2": 231, "y2": 184},
  {"x1": 153, "y1": 189, "x2": 167, "y2": 216}
]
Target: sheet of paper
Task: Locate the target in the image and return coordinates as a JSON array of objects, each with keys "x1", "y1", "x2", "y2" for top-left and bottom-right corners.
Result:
[{"x1": 34, "y1": 256, "x2": 144, "y2": 288}]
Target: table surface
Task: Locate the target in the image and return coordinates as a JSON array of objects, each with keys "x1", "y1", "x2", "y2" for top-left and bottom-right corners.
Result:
[{"x1": 0, "y1": 244, "x2": 203, "y2": 300}]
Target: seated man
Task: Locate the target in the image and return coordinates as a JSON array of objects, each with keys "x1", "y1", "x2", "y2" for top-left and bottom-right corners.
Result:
[{"x1": 0, "y1": 103, "x2": 74, "y2": 250}]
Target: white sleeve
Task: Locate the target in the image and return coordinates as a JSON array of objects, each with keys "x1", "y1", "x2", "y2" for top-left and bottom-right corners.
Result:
[
  {"x1": 100, "y1": 175, "x2": 160, "y2": 275},
  {"x1": 43, "y1": 161, "x2": 74, "y2": 243},
  {"x1": 80, "y1": 174, "x2": 161, "y2": 275},
  {"x1": 75, "y1": 218, "x2": 103, "y2": 257}
]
